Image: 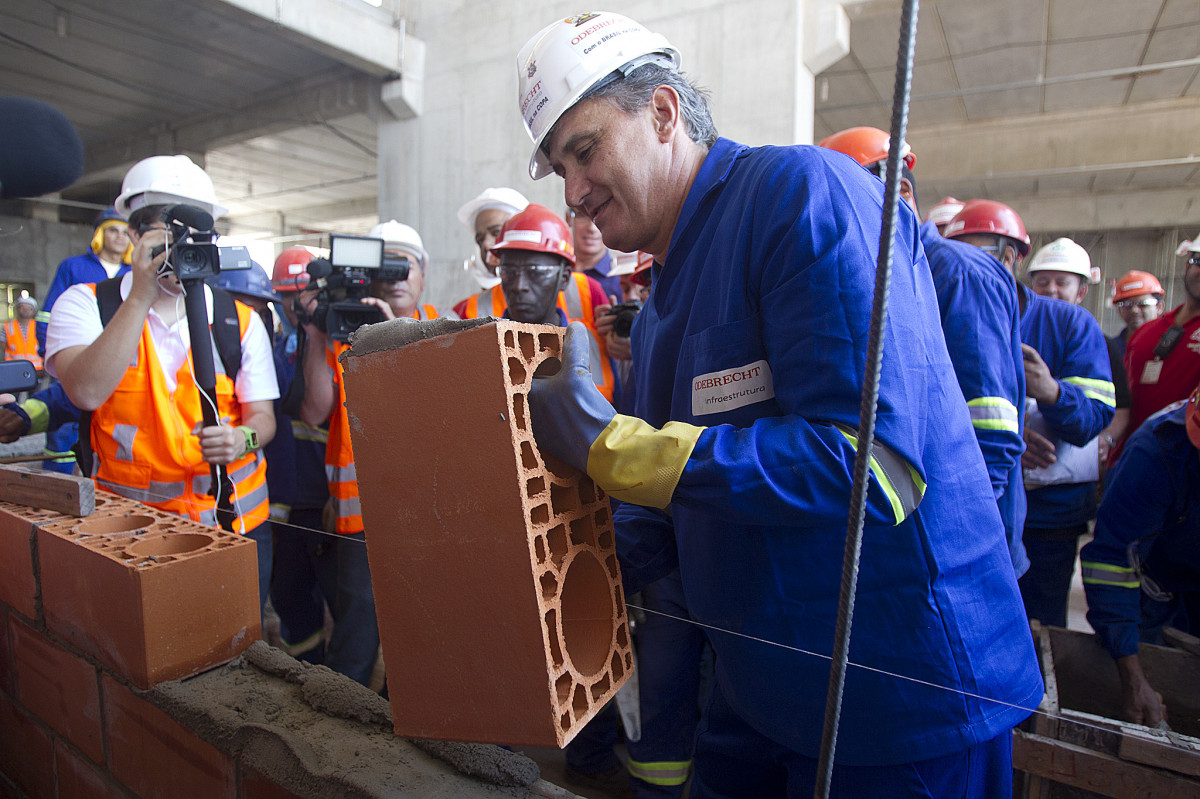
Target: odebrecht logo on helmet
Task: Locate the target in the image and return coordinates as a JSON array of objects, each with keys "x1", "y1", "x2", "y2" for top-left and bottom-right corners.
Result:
[{"x1": 516, "y1": 11, "x2": 680, "y2": 180}]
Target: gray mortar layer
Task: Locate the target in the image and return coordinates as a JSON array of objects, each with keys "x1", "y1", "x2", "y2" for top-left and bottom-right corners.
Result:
[
  {"x1": 141, "y1": 641, "x2": 573, "y2": 799},
  {"x1": 342, "y1": 317, "x2": 495, "y2": 360}
]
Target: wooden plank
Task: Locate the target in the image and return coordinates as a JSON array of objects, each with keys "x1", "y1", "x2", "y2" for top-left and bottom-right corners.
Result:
[
  {"x1": 0, "y1": 465, "x2": 94, "y2": 516},
  {"x1": 1162, "y1": 627, "x2": 1200, "y2": 659},
  {"x1": 1031, "y1": 621, "x2": 1060, "y2": 737},
  {"x1": 1013, "y1": 729, "x2": 1200, "y2": 799},
  {"x1": 1117, "y1": 723, "x2": 1200, "y2": 778}
]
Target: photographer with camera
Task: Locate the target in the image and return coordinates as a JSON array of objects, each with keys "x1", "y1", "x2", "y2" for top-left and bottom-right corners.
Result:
[
  {"x1": 295, "y1": 218, "x2": 443, "y2": 686},
  {"x1": 44, "y1": 155, "x2": 278, "y2": 610}
]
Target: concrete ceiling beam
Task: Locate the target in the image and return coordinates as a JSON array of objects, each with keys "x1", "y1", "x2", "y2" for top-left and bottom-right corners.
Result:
[{"x1": 79, "y1": 70, "x2": 380, "y2": 183}]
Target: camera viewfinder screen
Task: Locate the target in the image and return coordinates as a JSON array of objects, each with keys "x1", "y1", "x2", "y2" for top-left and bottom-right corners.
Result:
[{"x1": 331, "y1": 234, "x2": 384, "y2": 270}]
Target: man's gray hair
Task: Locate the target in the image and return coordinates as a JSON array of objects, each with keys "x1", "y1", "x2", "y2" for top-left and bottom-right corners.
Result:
[{"x1": 581, "y1": 62, "x2": 718, "y2": 149}]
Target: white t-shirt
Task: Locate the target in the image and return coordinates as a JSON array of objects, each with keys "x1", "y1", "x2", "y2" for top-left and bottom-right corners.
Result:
[
  {"x1": 98, "y1": 258, "x2": 123, "y2": 279},
  {"x1": 45, "y1": 273, "x2": 279, "y2": 403}
]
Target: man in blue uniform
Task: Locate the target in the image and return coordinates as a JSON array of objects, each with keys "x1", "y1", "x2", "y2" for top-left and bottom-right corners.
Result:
[
  {"x1": 1081, "y1": 389, "x2": 1200, "y2": 727},
  {"x1": 947, "y1": 211, "x2": 1116, "y2": 628},
  {"x1": 516, "y1": 12, "x2": 1041, "y2": 796},
  {"x1": 820, "y1": 128, "x2": 1028, "y2": 577}
]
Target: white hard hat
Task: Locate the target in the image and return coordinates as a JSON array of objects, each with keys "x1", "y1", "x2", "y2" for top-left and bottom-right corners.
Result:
[
  {"x1": 1026, "y1": 237, "x2": 1097, "y2": 283},
  {"x1": 1176, "y1": 236, "x2": 1200, "y2": 256},
  {"x1": 15, "y1": 296, "x2": 37, "y2": 311},
  {"x1": 517, "y1": 11, "x2": 680, "y2": 180},
  {"x1": 925, "y1": 196, "x2": 965, "y2": 227},
  {"x1": 457, "y1": 187, "x2": 530, "y2": 230},
  {"x1": 368, "y1": 219, "x2": 429, "y2": 270},
  {"x1": 114, "y1": 155, "x2": 228, "y2": 220}
]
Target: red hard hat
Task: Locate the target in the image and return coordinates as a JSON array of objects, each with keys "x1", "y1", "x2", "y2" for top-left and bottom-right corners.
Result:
[
  {"x1": 943, "y1": 199, "x2": 1031, "y2": 256},
  {"x1": 490, "y1": 204, "x2": 575, "y2": 265},
  {"x1": 818, "y1": 126, "x2": 915, "y2": 171},
  {"x1": 1112, "y1": 270, "x2": 1165, "y2": 303},
  {"x1": 629, "y1": 252, "x2": 654, "y2": 287},
  {"x1": 272, "y1": 246, "x2": 315, "y2": 293}
]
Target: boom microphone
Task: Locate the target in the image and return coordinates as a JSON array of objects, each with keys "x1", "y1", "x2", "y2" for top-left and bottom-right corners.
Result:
[
  {"x1": 161, "y1": 203, "x2": 215, "y2": 232},
  {"x1": 0, "y1": 97, "x2": 85, "y2": 199}
]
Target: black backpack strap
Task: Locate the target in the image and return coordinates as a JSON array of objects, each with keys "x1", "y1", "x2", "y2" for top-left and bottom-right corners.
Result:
[
  {"x1": 208, "y1": 286, "x2": 243, "y2": 384},
  {"x1": 76, "y1": 277, "x2": 125, "y2": 474}
]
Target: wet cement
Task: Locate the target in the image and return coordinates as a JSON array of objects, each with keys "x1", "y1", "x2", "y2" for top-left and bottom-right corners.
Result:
[
  {"x1": 343, "y1": 317, "x2": 494, "y2": 359},
  {"x1": 143, "y1": 641, "x2": 549, "y2": 798}
]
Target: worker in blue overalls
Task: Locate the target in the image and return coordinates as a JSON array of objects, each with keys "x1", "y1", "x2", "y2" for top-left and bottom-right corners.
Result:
[
  {"x1": 515, "y1": 12, "x2": 1042, "y2": 797},
  {"x1": 1081, "y1": 388, "x2": 1200, "y2": 727},
  {"x1": 821, "y1": 128, "x2": 1028, "y2": 578}
]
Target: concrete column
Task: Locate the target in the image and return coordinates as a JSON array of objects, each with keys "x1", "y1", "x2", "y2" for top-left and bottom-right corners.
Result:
[
  {"x1": 796, "y1": 0, "x2": 851, "y2": 143},
  {"x1": 376, "y1": 34, "x2": 426, "y2": 232}
]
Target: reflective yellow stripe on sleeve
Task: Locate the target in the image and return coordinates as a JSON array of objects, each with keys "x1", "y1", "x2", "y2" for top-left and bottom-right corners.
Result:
[
  {"x1": 627, "y1": 759, "x2": 691, "y2": 787},
  {"x1": 966, "y1": 397, "x2": 1019, "y2": 433},
  {"x1": 23, "y1": 399, "x2": 50, "y2": 435},
  {"x1": 1080, "y1": 561, "x2": 1139, "y2": 589},
  {"x1": 1063, "y1": 376, "x2": 1116, "y2": 408},
  {"x1": 834, "y1": 425, "x2": 926, "y2": 525}
]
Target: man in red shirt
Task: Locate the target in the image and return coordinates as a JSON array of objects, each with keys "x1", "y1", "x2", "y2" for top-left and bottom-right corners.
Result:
[{"x1": 1117, "y1": 236, "x2": 1200, "y2": 463}]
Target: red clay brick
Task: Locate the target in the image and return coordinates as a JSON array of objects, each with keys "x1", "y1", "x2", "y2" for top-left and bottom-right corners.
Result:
[
  {"x1": 54, "y1": 740, "x2": 131, "y2": 799},
  {"x1": 38, "y1": 504, "x2": 260, "y2": 688},
  {"x1": 239, "y1": 767, "x2": 304, "y2": 799},
  {"x1": 0, "y1": 608, "x2": 11, "y2": 698},
  {"x1": 0, "y1": 691, "x2": 54, "y2": 799},
  {"x1": 0, "y1": 503, "x2": 39, "y2": 620},
  {"x1": 10, "y1": 616, "x2": 103, "y2": 765},
  {"x1": 341, "y1": 320, "x2": 633, "y2": 747},
  {"x1": 103, "y1": 674, "x2": 236, "y2": 799}
]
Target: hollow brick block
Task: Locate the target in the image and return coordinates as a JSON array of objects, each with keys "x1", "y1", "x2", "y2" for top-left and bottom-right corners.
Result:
[
  {"x1": 33, "y1": 500, "x2": 260, "y2": 689},
  {"x1": 54, "y1": 739, "x2": 130, "y2": 799},
  {"x1": 0, "y1": 503, "x2": 41, "y2": 619},
  {"x1": 10, "y1": 615, "x2": 103, "y2": 765},
  {"x1": 341, "y1": 318, "x2": 633, "y2": 747}
]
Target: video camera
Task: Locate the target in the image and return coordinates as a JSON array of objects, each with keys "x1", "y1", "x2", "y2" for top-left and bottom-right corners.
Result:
[
  {"x1": 303, "y1": 234, "x2": 412, "y2": 343},
  {"x1": 149, "y1": 204, "x2": 251, "y2": 281}
]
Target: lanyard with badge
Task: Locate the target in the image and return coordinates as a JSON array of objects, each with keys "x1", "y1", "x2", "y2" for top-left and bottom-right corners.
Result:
[{"x1": 1141, "y1": 323, "x2": 1185, "y2": 384}]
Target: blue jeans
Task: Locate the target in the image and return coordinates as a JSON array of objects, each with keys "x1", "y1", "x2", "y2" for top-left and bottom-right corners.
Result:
[{"x1": 690, "y1": 682, "x2": 1013, "y2": 798}]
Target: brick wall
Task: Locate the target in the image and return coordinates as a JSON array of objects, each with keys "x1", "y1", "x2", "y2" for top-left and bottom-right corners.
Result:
[{"x1": 0, "y1": 492, "x2": 567, "y2": 799}]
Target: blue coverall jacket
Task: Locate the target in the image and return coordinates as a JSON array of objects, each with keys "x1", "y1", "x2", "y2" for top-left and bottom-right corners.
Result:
[
  {"x1": 1019, "y1": 293, "x2": 1116, "y2": 528},
  {"x1": 617, "y1": 138, "x2": 1043, "y2": 766},
  {"x1": 921, "y1": 221, "x2": 1028, "y2": 576},
  {"x1": 1081, "y1": 404, "x2": 1200, "y2": 659},
  {"x1": 36, "y1": 251, "x2": 131, "y2": 356}
]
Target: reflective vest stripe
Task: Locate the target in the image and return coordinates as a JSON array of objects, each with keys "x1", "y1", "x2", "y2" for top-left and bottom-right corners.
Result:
[
  {"x1": 834, "y1": 425, "x2": 926, "y2": 525},
  {"x1": 34, "y1": 310, "x2": 51, "y2": 324},
  {"x1": 1080, "y1": 560, "x2": 1139, "y2": 589},
  {"x1": 1063, "y1": 376, "x2": 1116, "y2": 407},
  {"x1": 291, "y1": 420, "x2": 329, "y2": 444},
  {"x1": 966, "y1": 397, "x2": 1019, "y2": 433},
  {"x1": 5, "y1": 319, "x2": 43, "y2": 369},
  {"x1": 626, "y1": 759, "x2": 691, "y2": 787}
]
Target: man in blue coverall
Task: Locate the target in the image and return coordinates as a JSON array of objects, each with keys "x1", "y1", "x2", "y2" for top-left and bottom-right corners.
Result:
[
  {"x1": 516, "y1": 12, "x2": 1042, "y2": 796},
  {"x1": 1081, "y1": 388, "x2": 1200, "y2": 727},
  {"x1": 947, "y1": 213, "x2": 1115, "y2": 627},
  {"x1": 820, "y1": 128, "x2": 1028, "y2": 577}
]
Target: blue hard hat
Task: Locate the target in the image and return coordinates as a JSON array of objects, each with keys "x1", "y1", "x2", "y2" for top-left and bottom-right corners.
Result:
[
  {"x1": 211, "y1": 262, "x2": 282, "y2": 304},
  {"x1": 93, "y1": 206, "x2": 125, "y2": 226}
]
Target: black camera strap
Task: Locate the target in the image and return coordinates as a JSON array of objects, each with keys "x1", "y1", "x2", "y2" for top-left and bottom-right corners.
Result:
[{"x1": 76, "y1": 277, "x2": 243, "y2": 476}]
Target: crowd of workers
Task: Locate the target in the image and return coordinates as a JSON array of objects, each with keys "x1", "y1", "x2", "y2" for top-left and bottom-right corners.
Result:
[{"x1": 1, "y1": 9, "x2": 1198, "y2": 798}]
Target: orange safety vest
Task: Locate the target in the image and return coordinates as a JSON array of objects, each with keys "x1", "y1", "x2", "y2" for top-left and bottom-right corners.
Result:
[
  {"x1": 86, "y1": 287, "x2": 268, "y2": 534},
  {"x1": 461, "y1": 274, "x2": 616, "y2": 400},
  {"x1": 326, "y1": 304, "x2": 439, "y2": 534},
  {"x1": 4, "y1": 318, "x2": 43, "y2": 370}
]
